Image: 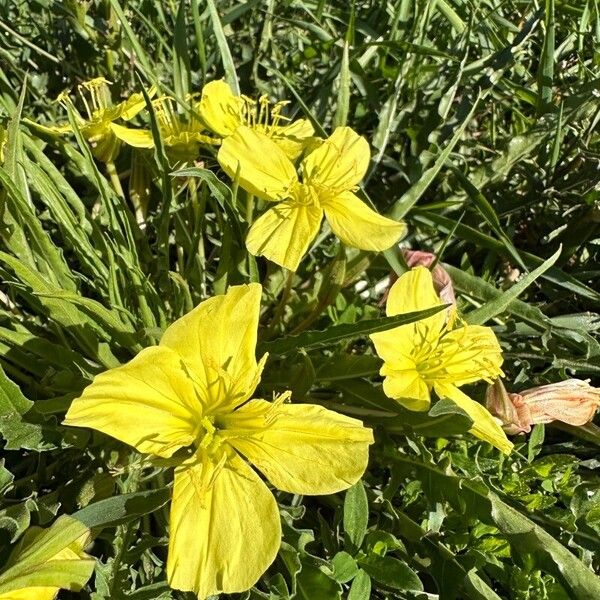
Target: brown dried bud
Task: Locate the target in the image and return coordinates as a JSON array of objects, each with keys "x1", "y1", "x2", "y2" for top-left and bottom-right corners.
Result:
[{"x1": 486, "y1": 379, "x2": 600, "y2": 434}]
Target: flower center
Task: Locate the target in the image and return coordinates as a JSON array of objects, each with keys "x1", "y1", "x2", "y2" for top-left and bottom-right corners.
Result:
[
  {"x1": 290, "y1": 182, "x2": 321, "y2": 207},
  {"x1": 193, "y1": 415, "x2": 222, "y2": 455}
]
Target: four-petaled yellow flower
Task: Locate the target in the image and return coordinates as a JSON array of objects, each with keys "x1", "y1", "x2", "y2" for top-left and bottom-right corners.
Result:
[
  {"x1": 218, "y1": 126, "x2": 406, "y2": 271},
  {"x1": 29, "y1": 77, "x2": 155, "y2": 163},
  {"x1": 0, "y1": 515, "x2": 94, "y2": 600},
  {"x1": 63, "y1": 283, "x2": 373, "y2": 599},
  {"x1": 370, "y1": 267, "x2": 513, "y2": 454},
  {"x1": 198, "y1": 79, "x2": 314, "y2": 160}
]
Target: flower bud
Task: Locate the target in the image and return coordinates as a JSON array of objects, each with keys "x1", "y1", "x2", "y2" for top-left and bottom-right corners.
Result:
[{"x1": 486, "y1": 379, "x2": 600, "y2": 434}]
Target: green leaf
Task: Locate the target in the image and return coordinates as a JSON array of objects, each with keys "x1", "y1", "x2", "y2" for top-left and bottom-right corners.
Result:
[
  {"x1": 295, "y1": 563, "x2": 341, "y2": 600},
  {"x1": 391, "y1": 93, "x2": 481, "y2": 220},
  {"x1": 344, "y1": 480, "x2": 369, "y2": 553},
  {"x1": 465, "y1": 247, "x2": 561, "y2": 325},
  {"x1": 0, "y1": 514, "x2": 94, "y2": 594},
  {"x1": 347, "y1": 569, "x2": 371, "y2": 600},
  {"x1": 74, "y1": 488, "x2": 171, "y2": 529},
  {"x1": 359, "y1": 555, "x2": 423, "y2": 591},
  {"x1": 206, "y1": 0, "x2": 239, "y2": 94},
  {"x1": 0, "y1": 363, "x2": 53, "y2": 450},
  {"x1": 331, "y1": 551, "x2": 358, "y2": 583},
  {"x1": 259, "y1": 305, "x2": 447, "y2": 356}
]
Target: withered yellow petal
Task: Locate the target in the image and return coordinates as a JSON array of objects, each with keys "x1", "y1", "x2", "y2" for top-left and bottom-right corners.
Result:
[
  {"x1": 323, "y1": 191, "x2": 406, "y2": 251},
  {"x1": 109, "y1": 123, "x2": 155, "y2": 148},
  {"x1": 198, "y1": 79, "x2": 244, "y2": 137},
  {"x1": 436, "y1": 325, "x2": 504, "y2": 387},
  {"x1": 167, "y1": 452, "x2": 280, "y2": 599},
  {"x1": 434, "y1": 383, "x2": 513, "y2": 454},
  {"x1": 63, "y1": 346, "x2": 201, "y2": 458},
  {"x1": 301, "y1": 127, "x2": 369, "y2": 191},
  {"x1": 160, "y1": 283, "x2": 264, "y2": 412},
  {"x1": 245, "y1": 200, "x2": 323, "y2": 271},
  {"x1": 220, "y1": 399, "x2": 373, "y2": 494},
  {"x1": 218, "y1": 126, "x2": 297, "y2": 200}
]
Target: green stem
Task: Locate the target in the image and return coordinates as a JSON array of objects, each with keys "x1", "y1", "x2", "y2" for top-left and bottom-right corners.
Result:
[{"x1": 266, "y1": 269, "x2": 294, "y2": 338}]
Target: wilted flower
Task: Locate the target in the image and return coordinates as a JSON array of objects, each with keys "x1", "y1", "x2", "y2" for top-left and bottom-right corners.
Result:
[
  {"x1": 0, "y1": 515, "x2": 94, "y2": 600},
  {"x1": 198, "y1": 79, "x2": 314, "y2": 160},
  {"x1": 370, "y1": 266, "x2": 512, "y2": 454},
  {"x1": 486, "y1": 378, "x2": 600, "y2": 434},
  {"x1": 63, "y1": 284, "x2": 373, "y2": 599},
  {"x1": 28, "y1": 77, "x2": 155, "y2": 162},
  {"x1": 218, "y1": 126, "x2": 406, "y2": 271}
]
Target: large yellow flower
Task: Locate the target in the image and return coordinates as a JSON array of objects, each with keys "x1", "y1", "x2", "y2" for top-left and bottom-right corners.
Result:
[
  {"x1": 63, "y1": 284, "x2": 373, "y2": 599},
  {"x1": 28, "y1": 77, "x2": 155, "y2": 162},
  {"x1": 370, "y1": 267, "x2": 512, "y2": 454},
  {"x1": 0, "y1": 515, "x2": 94, "y2": 600},
  {"x1": 198, "y1": 79, "x2": 314, "y2": 160},
  {"x1": 218, "y1": 126, "x2": 406, "y2": 271}
]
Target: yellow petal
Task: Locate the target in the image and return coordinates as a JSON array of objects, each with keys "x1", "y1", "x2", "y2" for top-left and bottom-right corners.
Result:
[
  {"x1": 63, "y1": 346, "x2": 201, "y2": 458},
  {"x1": 198, "y1": 79, "x2": 244, "y2": 137},
  {"x1": 323, "y1": 191, "x2": 406, "y2": 251},
  {"x1": 118, "y1": 87, "x2": 157, "y2": 121},
  {"x1": 220, "y1": 399, "x2": 373, "y2": 494},
  {"x1": 270, "y1": 118, "x2": 315, "y2": 160},
  {"x1": 218, "y1": 126, "x2": 298, "y2": 200},
  {"x1": 109, "y1": 123, "x2": 155, "y2": 148},
  {"x1": 246, "y1": 200, "x2": 323, "y2": 271},
  {"x1": 374, "y1": 267, "x2": 447, "y2": 353},
  {"x1": 370, "y1": 267, "x2": 446, "y2": 379},
  {"x1": 436, "y1": 325, "x2": 504, "y2": 387},
  {"x1": 301, "y1": 126, "x2": 369, "y2": 191},
  {"x1": 434, "y1": 383, "x2": 513, "y2": 454},
  {"x1": 167, "y1": 451, "x2": 280, "y2": 598},
  {"x1": 380, "y1": 366, "x2": 431, "y2": 412},
  {"x1": 160, "y1": 283, "x2": 264, "y2": 412},
  {"x1": 0, "y1": 589, "x2": 56, "y2": 600},
  {"x1": 386, "y1": 266, "x2": 444, "y2": 317}
]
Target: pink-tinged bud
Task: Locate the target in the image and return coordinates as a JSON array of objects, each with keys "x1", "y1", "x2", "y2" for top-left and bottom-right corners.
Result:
[
  {"x1": 402, "y1": 250, "x2": 456, "y2": 305},
  {"x1": 486, "y1": 379, "x2": 600, "y2": 434}
]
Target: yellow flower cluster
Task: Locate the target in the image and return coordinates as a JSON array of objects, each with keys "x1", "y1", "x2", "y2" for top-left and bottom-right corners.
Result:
[{"x1": 15, "y1": 76, "x2": 516, "y2": 600}]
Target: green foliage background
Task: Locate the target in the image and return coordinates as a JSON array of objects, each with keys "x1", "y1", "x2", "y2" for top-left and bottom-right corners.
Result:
[{"x1": 0, "y1": 0, "x2": 600, "y2": 598}]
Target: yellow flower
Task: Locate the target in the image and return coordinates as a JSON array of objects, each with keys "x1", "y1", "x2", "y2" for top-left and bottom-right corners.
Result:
[
  {"x1": 218, "y1": 126, "x2": 406, "y2": 271},
  {"x1": 27, "y1": 77, "x2": 154, "y2": 162},
  {"x1": 198, "y1": 79, "x2": 314, "y2": 160},
  {"x1": 63, "y1": 283, "x2": 373, "y2": 599},
  {"x1": 370, "y1": 267, "x2": 512, "y2": 454},
  {"x1": 0, "y1": 515, "x2": 94, "y2": 600},
  {"x1": 113, "y1": 96, "x2": 219, "y2": 161}
]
